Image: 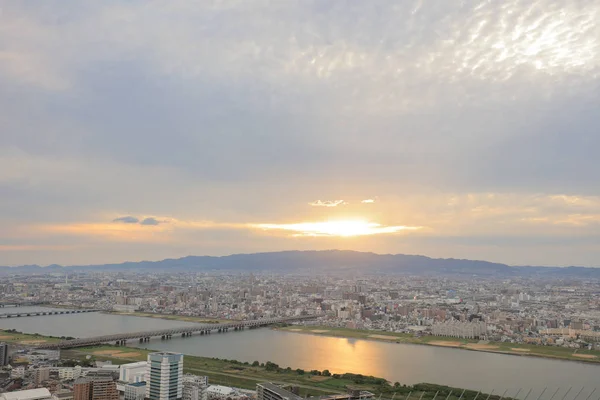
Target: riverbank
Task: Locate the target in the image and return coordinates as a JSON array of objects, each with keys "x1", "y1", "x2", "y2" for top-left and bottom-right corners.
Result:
[
  {"x1": 62, "y1": 344, "x2": 507, "y2": 400},
  {"x1": 275, "y1": 325, "x2": 600, "y2": 364},
  {"x1": 0, "y1": 329, "x2": 63, "y2": 344},
  {"x1": 104, "y1": 311, "x2": 228, "y2": 324}
]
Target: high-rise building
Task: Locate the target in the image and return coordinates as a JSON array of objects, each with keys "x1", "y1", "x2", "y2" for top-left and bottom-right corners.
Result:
[
  {"x1": 0, "y1": 342, "x2": 8, "y2": 366},
  {"x1": 146, "y1": 352, "x2": 184, "y2": 400},
  {"x1": 74, "y1": 371, "x2": 119, "y2": 400}
]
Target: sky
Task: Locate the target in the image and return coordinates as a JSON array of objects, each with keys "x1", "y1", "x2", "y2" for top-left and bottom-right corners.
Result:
[{"x1": 1, "y1": 0, "x2": 600, "y2": 267}]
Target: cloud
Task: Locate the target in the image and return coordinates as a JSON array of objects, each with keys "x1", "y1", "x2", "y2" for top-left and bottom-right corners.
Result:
[
  {"x1": 140, "y1": 217, "x2": 162, "y2": 226},
  {"x1": 1, "y1": 1, "x2": 600, "y2": 266},
  {"x1": 113, "y1": 216, "x2": 139, "y2": 224},
  {"x1": 361, "y1": 199, "x2": 376, "y2": 204},
  {"x1": 309, "y1": 200, "x2": 347, "y2": 207}
]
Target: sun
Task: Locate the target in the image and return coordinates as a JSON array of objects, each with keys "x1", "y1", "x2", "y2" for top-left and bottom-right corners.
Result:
[{"x1": 254, "y1": 220, "x2": 419, "y2": 237}]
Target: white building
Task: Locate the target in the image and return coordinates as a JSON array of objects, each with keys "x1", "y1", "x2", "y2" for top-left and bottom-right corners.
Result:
[
  {"x1": 182, "y1": 375, "x2": 208, "y2": 400},
  {"x1": 206, "y1": 385, "x2": 237, "y2": 400},
  {"x1": 120, "y1": 361, "x2": 148, "y2": 383},
  {"x1": 59, "y1": 366, "x2": 83, "y2": 380},
  {"x1": 146, "y1": 352, "x2": 184, "y2": 400},
  {"x1": 11, "y1": 366, "x2": 26, "y2": 379},
  {"x1": 124, "y1": 382, "x2": 147, "y2": 400},
  {"x1": 0, "y1": 389, "x2": 53, "y2": 400}
]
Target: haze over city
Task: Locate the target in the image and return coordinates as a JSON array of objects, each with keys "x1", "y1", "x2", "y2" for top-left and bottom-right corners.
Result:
[{"x1": 2, "y1": 0, "x2": 600, "y2": 267}]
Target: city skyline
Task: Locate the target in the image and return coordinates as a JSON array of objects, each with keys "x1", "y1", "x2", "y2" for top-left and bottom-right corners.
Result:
[{"x1": 2, "y1": 1, "x2": 600, "y2": 267}]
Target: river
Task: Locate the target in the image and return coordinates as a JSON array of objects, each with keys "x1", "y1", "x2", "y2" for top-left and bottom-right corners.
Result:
[{"x1": 1, "y1": 309, "x2": 599, "y2": 397}]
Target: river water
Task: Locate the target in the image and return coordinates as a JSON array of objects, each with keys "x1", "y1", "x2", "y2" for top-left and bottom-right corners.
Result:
[{"x1": 1, "y1": 308, "x2": 599, "y2": 397}]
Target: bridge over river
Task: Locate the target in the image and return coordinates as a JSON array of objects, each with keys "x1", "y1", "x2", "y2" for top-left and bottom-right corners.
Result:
[
  {"x1": 0, "y1": 301, "x2": 51, "y2": 307},
  {"x1": 36, "y1": 315, "x2": 317, "y2": 349},
  {"x1": 0, "y1": 309, "x2": 99, "y2": 319}
]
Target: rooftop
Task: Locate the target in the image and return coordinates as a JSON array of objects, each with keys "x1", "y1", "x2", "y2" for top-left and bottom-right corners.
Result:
[
  {"x1": 127, "y1": 382, "x2": 147, "y2": 387},
  {"x1": 207, "y1": 385, "x2": 236, "y2": 395},
  {"x1": 0, "y1": 388, "x2": 52, "y2": 400},
  {"x1": 257, "y1": 383, "x2": 302, "y2": 400}
]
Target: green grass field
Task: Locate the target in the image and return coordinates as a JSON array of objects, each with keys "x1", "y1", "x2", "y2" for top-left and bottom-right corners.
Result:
[
  {"x1": 0, "y1": 329, "x2": 62, "y2": 344},
  {"x1": 276, "y1": 325, "x2": 600, "y2": 363}
]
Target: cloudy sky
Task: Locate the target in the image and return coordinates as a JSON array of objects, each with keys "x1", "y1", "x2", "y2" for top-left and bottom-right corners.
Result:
[{"x1": 1, "y1": 0, "x2": 600, "y2": 267}]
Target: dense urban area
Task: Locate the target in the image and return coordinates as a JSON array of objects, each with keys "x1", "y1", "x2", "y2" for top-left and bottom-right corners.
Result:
[{"x1": 2, "y1": 272, "x2": 600, "y2": 400}]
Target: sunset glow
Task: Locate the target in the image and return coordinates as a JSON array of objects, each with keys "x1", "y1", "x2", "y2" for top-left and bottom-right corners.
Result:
[{"x1": 254, "y1": 220, "x2": 420, "y2": 237}]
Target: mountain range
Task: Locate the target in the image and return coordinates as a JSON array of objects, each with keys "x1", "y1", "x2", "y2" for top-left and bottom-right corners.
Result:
[{"x1": 1, "y1": 250, "x2": 599, "y2": 278}]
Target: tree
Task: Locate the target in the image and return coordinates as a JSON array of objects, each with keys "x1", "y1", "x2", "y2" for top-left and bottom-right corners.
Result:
[
  {"x1": 296, "y1": 369, "x2": 305, "y2": 375},
  {"x1": 252, "y1": 361, "x2": 260, "y2": 367},
  {"x1": 322, "y1": 370, "x2": 331, "y2": 377},
  {"x1": 394, "y1": 382, "x2": 401, "y2": 388},
  {"x1": 265, "y1": 362, "x2": 280, "y2": 371}
]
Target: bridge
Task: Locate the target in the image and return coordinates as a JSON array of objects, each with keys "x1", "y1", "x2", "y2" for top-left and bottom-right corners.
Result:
[
  {"x1": 36, "y1": 315, "x2": 317, "y2": 349},
  {"x1": 0, "y1": 309, "x2": 100, "y2": 318},
  {"x1": 0, "y1": 301, "x2": 51, "y2": 307}
]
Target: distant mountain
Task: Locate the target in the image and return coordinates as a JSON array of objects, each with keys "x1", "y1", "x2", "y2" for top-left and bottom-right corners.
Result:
[{"x1": 0, "y1": 250, "x2": 598, "y2": 278}]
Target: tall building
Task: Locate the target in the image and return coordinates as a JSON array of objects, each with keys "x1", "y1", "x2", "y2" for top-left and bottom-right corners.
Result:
[
  {"x1": 0, "y1": 342, "x2": 8, "y2": 366},
  {"x1": 146, "y1": 352, "x2": 184, "y2": 400},
  {"x1": 74, "y1": 371, "x2": 119, "y2": 400}
]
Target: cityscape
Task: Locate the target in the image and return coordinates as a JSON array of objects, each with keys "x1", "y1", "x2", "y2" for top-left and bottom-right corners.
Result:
[
  {"x1": 2, "y1": 264, "x2": 600, "y2": 400},
  {"x1": 2, "y1": 1, "x2": 600, "y2": 400}
]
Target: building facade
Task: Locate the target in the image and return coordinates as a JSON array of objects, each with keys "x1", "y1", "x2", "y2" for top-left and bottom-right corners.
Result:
[
  {"x1": 35, "y1": 368, "x2": 51, "y2": 385},
  {"x1": 119, "y1": 362, "x2": 148, "y2": 383},
  {"x1": 73, "y1": 372, "x2": 119, "y2": 400},
  {"x1": 58, "y1": 366, "x2": 83, "y2": 381},
  {"x1": 182, "y1": 375, "x2": 207, "y2": 400},
  {"x1": 124, "y1": 382, "x2": 147, "y2": 400},
  {"x1": 146, "y1": 352, "x2": 184, "y2": 400}
]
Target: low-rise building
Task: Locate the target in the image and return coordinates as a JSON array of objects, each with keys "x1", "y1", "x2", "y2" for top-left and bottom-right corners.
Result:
[
  {"x1": 119, "y1": 362, "x2": 147, "y2": 384},
  {"x1": 124, "y1": 382, "x2": 146, "y2": 400},
  {"x1": 0, "y1": 388, "x2": 53, "y2": 400},
  {"x1": 182, "y1": 375, "x2": 208, "y2": 400},
  {"x1": 58, "y1": 366, "x2": 83, "y2": 381}
]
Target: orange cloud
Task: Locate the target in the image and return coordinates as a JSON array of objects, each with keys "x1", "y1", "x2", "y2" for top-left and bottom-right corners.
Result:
[{"x1": 35, "y1": 222, "x2": 172, "y2": 242}]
